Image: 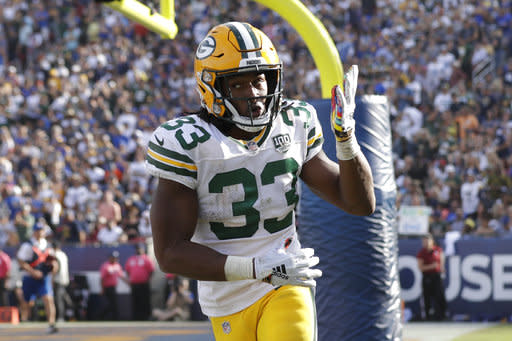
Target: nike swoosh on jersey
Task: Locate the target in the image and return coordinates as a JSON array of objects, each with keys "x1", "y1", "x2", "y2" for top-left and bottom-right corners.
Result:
[{"x1": 155, "y1": 135, "x2": 164, "y2": 146}]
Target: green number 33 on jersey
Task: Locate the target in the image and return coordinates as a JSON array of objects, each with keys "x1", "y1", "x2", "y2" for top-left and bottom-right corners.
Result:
[
  {"x1": 162, "y1": 116, "x2": 300, "y2": 241},
  {"x1": 209, "y1": 158, "x2": 299, "y2": 240}
]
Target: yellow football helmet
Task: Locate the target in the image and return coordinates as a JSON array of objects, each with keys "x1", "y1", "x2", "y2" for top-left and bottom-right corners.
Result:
[{"x1": 194, "y1": 22, "x2": 282, "y2": 132}]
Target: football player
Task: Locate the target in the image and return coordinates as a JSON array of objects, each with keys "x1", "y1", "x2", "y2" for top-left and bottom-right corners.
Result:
[{"x1": 146, "y1": 22, "x2": 375, "y2": 340}]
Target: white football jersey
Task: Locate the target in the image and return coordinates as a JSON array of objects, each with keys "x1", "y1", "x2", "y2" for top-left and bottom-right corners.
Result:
[{"x1": 146, "y1": 99, "x2": 324, "y2": 316}]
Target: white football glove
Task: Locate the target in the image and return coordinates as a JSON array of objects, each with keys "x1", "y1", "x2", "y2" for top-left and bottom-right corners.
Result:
[
  {"x1": 254, "y1": 247, "x2": 322, "y2": 288},
  {"x1": 330, "y1": 65, "x2": 361, "y2": 160}
]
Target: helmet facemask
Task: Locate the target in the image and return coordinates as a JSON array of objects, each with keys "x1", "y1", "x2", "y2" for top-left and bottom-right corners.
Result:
[{"x1": 214, "y1": 68, "x2": 282, "y2": 132}]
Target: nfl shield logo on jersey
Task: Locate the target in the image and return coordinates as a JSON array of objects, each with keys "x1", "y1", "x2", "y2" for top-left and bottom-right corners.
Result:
[
  {"x1": 247, "y1": 141, "x2": 259, "y2": 152},
  {"x1": 272, "y1": 134, "x2": 291, "y2": 153},
  {"x1": 222, "y1": 321, "x2": 231, "y2": 334}
]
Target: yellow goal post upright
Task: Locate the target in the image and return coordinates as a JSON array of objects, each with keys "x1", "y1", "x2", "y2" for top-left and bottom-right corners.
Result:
[
  {"x1": 98, "y1": 0, "x2": 178, "y2": 39},
  {"x1": 97, "y1": 0, "x2": 342, "y2": 99},
  {"x1": 254, "y1": 0, "x2": 344, "y2": 98}
]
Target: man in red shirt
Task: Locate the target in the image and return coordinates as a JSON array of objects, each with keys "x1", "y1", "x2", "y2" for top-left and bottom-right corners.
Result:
[
  {"x1": 124, "y1": 244, "x2": 155, "y2": 320},
  {"x1": 0, "y1": 249, "x2": 11, "y2": 306},
  {"x1": 416, "y1": 233, "x2": 447, "y2": 321},
  {"x1": 99, "y1": 251, "x2": 126, "y2": 320}
]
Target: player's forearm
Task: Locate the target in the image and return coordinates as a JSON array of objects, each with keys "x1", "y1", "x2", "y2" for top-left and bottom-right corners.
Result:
[
  {"x1": 155, "y1": 240, "x2": 228, "y2": 281},
  {"x1": 328, "y1": 65, "x2": 375, "y2": 215},
  {"x1": 338, "y1": 153, "x2": 375, "y2": 216}
]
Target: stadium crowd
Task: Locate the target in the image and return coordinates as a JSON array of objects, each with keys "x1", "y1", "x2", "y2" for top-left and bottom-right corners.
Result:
[{"x1": 0, "y1": 0, "x2": 511, "y2": 253}]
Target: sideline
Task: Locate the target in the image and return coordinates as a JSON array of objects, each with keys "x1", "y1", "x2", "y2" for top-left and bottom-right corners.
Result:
[
  {"x1": 402, "y1": 322, "x2": 499, "y2": 341},
  {"x1": 0, "y1": 321, "x2": 214, "y2": 341}
]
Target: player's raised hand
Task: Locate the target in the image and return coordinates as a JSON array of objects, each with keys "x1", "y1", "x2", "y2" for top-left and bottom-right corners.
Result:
[{"x1": 330, "y1": 65, "x2": 361, "y2": 160}]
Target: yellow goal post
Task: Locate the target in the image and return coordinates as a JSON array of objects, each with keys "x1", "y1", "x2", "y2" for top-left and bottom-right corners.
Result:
[{"x1": 99, "y1": 0, "x2": 178, "y2": 39}]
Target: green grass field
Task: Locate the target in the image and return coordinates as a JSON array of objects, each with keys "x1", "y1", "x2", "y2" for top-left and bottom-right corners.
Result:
[{"x1": 453, "y1": 324, "x2": 512, "y2": 341}]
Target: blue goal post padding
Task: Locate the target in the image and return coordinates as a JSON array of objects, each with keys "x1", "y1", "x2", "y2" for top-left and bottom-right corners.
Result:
[{"x1": 300, "y1": 96, "x2": 401, "y2": 341}]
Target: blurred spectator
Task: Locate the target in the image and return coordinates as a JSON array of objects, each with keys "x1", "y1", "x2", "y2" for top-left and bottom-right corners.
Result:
[
  {"x1": 393, "y1": 105, "x2": 423, "y2": 142},
  {"x1": 55, "y1": 210, "x2": 87, "y2": 245},
  {"x1": 124, "y1": 147, "x2": 149, "y2": 192},
  {"x1": 0, "y1": 127, "x2": 15, "y2": 156},
  {"x1": 14, "y1": 204, "x2": 35, "y2": 244},
  {"x1": 98, "y1": 250, "x2": 127, "y2": 321},
  {"x1": 39, "y1": 180, "x2": 62, "y2": 229},
  {"x1": 497, "y1": 205, "x2": 512, "y2": 238},
  {"x1": 443, "y1": 224, "x2": 461, "y2": 257},
  {"x1": 488, "y1": 201, "x2": 505, "y2": 232},
  {"x1": 4, "y1": 256, "x2": 23, "y2": 309},
  {"x1": 137, "y1": 206, "x2": 152, "y2": 240},
  {"x1": 124, "y1": 243, "x2": 155, "y2": 321},
  {"x1": 151, "y1": 276, "x2": 194, "y2": 322},
  {"x1": 460, "y1": 170, "x2": 483, "y2": 221},
  {"x1": 474, "y1": 212, "x2": 498, "y2": 238},
  {"x1": 449, "y1": 208, "x2": 465, "y2": 233},
  {"x1": 0, "y1": 248, "x2": 11, "y2": 306},
  {"x1": 444, "y1": 164, "x2": 461, "y2": 193},
  {"x1": 0, "y1": 213, "x2": 17, "y2": 247},
  {"x1": 461, "y1": 218, "x2": 476, "y2": 238},
  {"x1": 120, "y1": 193, "x2": 144, "y2": 241},
  {"x1": 416, "y1": 233, "x2": 447, "y2": 321},
  {"x1": 63, "y1": 174, "x2": 88, "y2": 212},
  {"x1": 52, "y1": 241, "x2": 71, "y2": 322},
  {"x1": 454, "y1": 104, "x2": 480, "y2": 144},
  {"x1": 98, "y1": 189, "x2": 122, "y2": 225},
  {"x1": 433, "y1": 83, "x2": 452, "y2": 114},
  {"x1": 16, "y1": 222, "x2": 59, "y2": 333},
  {"x1": 122, "y1": 203, "x2": 142, "y2": 241},
  {"x1": 66, "y1": 274, "x2": 90, "y2": 321},
  {"x1": 97, "y1": 219, "x2": 127, "y2": 245},
  {"x1": 429, "y1": 211, "x2": 448, "y2": 239}
]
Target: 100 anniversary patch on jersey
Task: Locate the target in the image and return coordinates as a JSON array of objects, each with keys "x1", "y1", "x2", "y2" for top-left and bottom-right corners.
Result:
[{"x1": 272, "y1": 133, "x2": 292, "y2": 153}]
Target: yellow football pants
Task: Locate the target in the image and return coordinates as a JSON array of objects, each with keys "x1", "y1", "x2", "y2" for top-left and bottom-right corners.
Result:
[{"x1": 210, "y1": 285, "x2": 317, "y2": 341}]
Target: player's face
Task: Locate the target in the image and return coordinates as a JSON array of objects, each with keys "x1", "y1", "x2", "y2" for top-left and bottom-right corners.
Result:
[{"x1": 225, "y1": 72, "x2": 268, "y2": 118}]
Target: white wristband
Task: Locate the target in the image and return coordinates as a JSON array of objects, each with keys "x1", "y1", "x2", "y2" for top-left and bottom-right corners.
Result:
[
  {"x1": 224, "y1": 256, "x2": 254, "y2": 281},
  {"x1": 336, "y1": 135, "x2": 361, "y2": 160}
]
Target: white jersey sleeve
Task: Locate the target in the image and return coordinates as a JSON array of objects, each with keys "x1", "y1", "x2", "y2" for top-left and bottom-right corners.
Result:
[
  {"x1": 280, "y1": 99, "x2": 324, "y2": 163},
  {"x1": 145, "y1": 116, "x2": 201, "y2": 189}
]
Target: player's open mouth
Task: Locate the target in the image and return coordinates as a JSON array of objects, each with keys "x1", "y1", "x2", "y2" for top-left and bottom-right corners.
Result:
[{"x1": 250, "y1": 103, "x2": 265, "y2": 117}]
